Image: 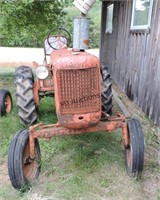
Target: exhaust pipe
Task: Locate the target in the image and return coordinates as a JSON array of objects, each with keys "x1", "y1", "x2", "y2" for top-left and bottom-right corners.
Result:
[
  {"x1": 73, "y1": 16, "x2": 90, "y2": 51},
  {"x1": 73, "y1": 0, "x2": 96, "y2": 51}
]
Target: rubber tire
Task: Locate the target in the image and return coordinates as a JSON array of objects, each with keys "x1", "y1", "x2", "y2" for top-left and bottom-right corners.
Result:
[
  {"x1": 101, "y1": 65, "x2": 113, "y2": 115},
  {"x1": 15, "y1": 66, "x2": 37, "y2": 126},
  {"x1": 0, "y1": 89, "x2": 12, "y2": 116},
  {"x1": 8, "y1": 130, "x2": 41, "y2": 190},
  {"x1": 125, "y1": 119, "x2": 144, "y2": 177}
]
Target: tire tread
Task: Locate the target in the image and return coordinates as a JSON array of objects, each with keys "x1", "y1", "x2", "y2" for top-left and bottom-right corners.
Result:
[{"x1": 15, "y1": 66, "x2": 37, "y2": 126}]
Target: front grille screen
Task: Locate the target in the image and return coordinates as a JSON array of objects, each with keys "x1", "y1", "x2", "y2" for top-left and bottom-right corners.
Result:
[{"x1": 56, "y1": 67, "x2": 101, "y2": 114}]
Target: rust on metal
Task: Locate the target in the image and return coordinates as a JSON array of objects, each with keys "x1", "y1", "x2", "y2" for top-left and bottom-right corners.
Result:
[
  {"x1": 23, "y1": 137, "x2": 39, "y2": 180},
  {"x1": 57, "y1": 111, "x2": 101, "y2": 129},
  {"x1": 29, "y1": 122, "x2": 43, "y2": 159},
  {"x1": 29, "y1": 131, "x2": 36, "y2": 159},
  {"x1": 31, "y1": 120, "x2": 126, "y2": 138},
  {"x1": 122, "y1": 122, "x2": 130, "y2": 147},
  {"x1": 28, "y1": 114, "x2": 130, "y2": 158},
  {"x1": 126, "y1": 148, "x2": 131, "y2": 168},
  {"x1": 56, "y1": 67, "x2": 100, "y2": 114},
  {"x1": 83, "y1": 39, "x2": 89, "y2": 46},
  {"x1": 51, "y1": 49, "x2": 101, "y2": 129},
  {"x1": 5, "y1": 95, "x2": 12, "y2": 113},
  {"x1": 33, "y1": 82, "x2": 40, "y2": 106}
]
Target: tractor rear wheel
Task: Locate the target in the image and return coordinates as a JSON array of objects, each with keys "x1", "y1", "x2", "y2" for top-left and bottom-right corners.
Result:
[
  {"x1": 125, "y1": 119, "x2": 144, "y2": 177},
  {"x1": 0, "y1": 89, "x2": 12, "y2": 116},
  {"x1": 101, "y1": 65, "x2": 113, "y2": 115},
  {"x1": 15, "y1": 66, "x2": 37, "y2": 126},
  {"x1": 8, "y1": 130, "x2": 41, "y2": 190}
]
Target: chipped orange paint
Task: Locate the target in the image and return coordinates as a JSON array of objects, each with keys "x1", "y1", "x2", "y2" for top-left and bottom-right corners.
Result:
[
  {"x1": 50, "y1": 49, "x2": 101, "y2": 129},
  {"x1": 33, "y1": 82, "x2": 40, "y2": 106},
  {"x1": 83, "y1": 39, "x2": 89, "y2": 46},
  {"x1": 29, "y1": 115, "x2": 130, "y2": 159},
  {"x1": 5, "y1": 95, "x2": 12, "y2": 113}
]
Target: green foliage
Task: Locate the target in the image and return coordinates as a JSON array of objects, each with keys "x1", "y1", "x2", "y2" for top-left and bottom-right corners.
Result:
[
  {"x1": 157, "y1": 190, "x2": 160, "y2": 200},
  {"x1": 88, "y1": 1, "x2": 102, "y2": 48},
  {"x1": 0, "y1": 0, "x2": 65, "y2": 47},
  {"x1": 0, "y1": 0, "x2": 101, "y2": 48}
]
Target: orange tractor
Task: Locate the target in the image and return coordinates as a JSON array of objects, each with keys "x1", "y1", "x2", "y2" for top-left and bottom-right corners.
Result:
[{"x1": 8, "y1": 24, "x2": 144, "y2": 189}]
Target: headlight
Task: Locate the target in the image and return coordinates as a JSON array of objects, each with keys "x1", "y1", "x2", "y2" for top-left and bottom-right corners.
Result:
[{"x1": 36, "y1": 66, "x2": 49, "y2": 80}]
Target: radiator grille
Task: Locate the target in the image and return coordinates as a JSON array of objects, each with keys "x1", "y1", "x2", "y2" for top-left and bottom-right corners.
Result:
[{"x1": 56, "y1": 67, "x2": 101, "y2": 114}]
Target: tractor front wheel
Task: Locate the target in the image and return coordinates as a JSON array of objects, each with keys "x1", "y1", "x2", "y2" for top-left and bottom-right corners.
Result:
[
  {"x1": 15, "y1": 66, "x2": 37, "y2": 126},
  {"x1": 8, "y1": 130, "x2": 41, "y2": 190},
  {"x1": 0, "y1": 89, "x2": 12, "y2": 116},
  {"x1": 125, "y1": 119, "x2": 144, "y2": 177}
]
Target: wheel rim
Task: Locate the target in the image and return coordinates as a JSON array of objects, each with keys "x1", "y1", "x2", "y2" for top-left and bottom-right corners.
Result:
[
  {"x1": 23, "y1": 142, "x2": 39, "y2": 181},
  {"x1": 126, "y1": 146, "x2": 131, "y2": 168},
  {"x1": 5, "y1": 95, "x2": 12, "y2": 113}
]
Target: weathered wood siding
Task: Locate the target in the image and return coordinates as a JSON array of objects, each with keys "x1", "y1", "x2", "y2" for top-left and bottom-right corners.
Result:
[{"x1": 100, "y1": 0, "x2": 160, "y2": 125}]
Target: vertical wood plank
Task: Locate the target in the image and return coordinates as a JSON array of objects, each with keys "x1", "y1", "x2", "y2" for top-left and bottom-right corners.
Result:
[{"x1": 100, "y1": 0, "x2": 160, "y2": 125}]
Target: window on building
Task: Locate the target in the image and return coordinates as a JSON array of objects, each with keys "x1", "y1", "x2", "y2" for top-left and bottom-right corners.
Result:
[
  {"x1": 106, "y1": 4, "x2": 114, "y2": 33},
  {"x1": 131, "y1": 0, "x2": 153, "y2": 30}
]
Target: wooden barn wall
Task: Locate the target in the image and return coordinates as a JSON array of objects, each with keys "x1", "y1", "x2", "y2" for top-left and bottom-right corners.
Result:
[{"x1": 100, "y1": 0, "x2": 160, "y2": 125}]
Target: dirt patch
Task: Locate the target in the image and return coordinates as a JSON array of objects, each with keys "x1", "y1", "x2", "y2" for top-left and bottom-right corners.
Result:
[{"x1": 0, "y1": 160, "x2": 10, "y2": 187}]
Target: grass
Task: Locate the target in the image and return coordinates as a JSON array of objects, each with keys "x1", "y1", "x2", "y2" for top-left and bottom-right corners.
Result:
[
  {"x1": 0, "y1": 69, "x2": 159, "y2": 200},
  {"x1": 0, "y1": 70, "x2": 124, "y2": 199}
]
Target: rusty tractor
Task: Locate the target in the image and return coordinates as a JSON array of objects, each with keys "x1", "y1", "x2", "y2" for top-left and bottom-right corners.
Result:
[
  {"x1": 8, "y1": 48, "x2": 144, "y2": 190},
  {"x1": 8, "y1": 24, "x2": 144, "y2": 190},
  {"x1": 14, "y1": 27, "x2": 71, "y2": 126},
  {"x1": 0, "y1": 89, "x2": 12, "y2": 116}
]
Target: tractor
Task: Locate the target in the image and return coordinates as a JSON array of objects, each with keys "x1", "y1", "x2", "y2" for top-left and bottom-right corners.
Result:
[{"x1": 8, "y1": 7, "x2": 144, "y2": 190}]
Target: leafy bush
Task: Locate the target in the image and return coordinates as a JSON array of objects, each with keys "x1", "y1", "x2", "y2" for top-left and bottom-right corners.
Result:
[
  {"x1": 0, "y1": 0, "x2": 65, "y2": 47},
  {"x1": 0, "y1": 0, "x2": 101, "y2": 48}
]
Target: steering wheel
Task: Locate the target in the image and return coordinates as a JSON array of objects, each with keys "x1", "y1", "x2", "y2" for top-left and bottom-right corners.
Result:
[{"x1": 47, "y1": 27, "x2": 71, "y2": 50}]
